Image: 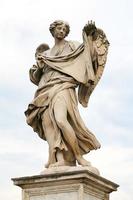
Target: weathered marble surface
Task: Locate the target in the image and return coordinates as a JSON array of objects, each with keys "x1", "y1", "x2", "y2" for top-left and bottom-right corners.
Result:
[
  {"x1": 25, "y1": 20, "x2": 109, "y2": 168},
  {"x1": 12, "y1": 166, "x2": 119, "y2": 200}
]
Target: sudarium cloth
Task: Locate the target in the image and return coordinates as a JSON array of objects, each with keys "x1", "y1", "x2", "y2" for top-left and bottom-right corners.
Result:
[{"x1": 25, "y1": 32, "x2": 101, "y2": 164}]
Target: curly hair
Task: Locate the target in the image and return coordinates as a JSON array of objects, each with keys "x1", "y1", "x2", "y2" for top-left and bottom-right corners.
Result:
[{"x1": 49, "y1": 20, "x2": 70, "y2": 37}]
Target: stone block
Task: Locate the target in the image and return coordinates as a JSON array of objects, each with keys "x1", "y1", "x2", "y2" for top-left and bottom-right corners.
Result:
[{"x1": 12, "y1": 166, "x2": 119, "y2": 200}]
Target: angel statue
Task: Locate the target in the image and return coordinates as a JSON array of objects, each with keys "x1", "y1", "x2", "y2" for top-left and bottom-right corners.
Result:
[{"x1": 25, "y1": 20, "x2": 109, "y2": 169}]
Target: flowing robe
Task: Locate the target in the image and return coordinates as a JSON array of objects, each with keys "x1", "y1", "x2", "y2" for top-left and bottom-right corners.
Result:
[{"x1": 25, "y1": 32, "x2": 101, "y2": 165}]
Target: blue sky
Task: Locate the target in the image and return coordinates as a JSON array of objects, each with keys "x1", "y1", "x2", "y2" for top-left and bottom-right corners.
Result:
[{"x1": 0, "y1": 0, "x2": 133, "y2": 199}]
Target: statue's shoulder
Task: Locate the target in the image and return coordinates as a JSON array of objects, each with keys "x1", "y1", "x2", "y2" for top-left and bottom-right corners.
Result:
[{"x1": 68, "y1": 40, "x2": 81, "y2": 50}]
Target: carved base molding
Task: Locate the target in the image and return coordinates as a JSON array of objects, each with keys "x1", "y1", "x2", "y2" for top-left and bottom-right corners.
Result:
[{"x1": 12, "y1": 166, "x2": 119, "y2": 200}]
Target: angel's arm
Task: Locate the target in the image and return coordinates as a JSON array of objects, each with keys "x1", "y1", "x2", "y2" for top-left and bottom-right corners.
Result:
[{"x1": 83, "y1": 21, "x2": 99, "y2": 73}]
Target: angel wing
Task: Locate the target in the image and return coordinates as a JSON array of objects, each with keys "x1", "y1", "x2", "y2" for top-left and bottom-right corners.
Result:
[
  {"x1": 78, "y1": 28, "x2": 109, "y2": 107},
  {"x1": 91, "y1": 28, "x2": 109, "y2": 92},
  {"x1": 35, "y1": 43, "x2": 50, "y2": 58}
]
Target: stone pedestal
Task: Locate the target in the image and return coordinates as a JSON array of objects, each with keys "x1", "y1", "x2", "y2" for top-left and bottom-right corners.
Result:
[{"x1": 12, "y1": 166, "x2": 119, "y2": 200}]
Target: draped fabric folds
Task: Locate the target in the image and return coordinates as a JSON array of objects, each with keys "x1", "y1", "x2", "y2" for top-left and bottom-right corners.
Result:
[{"x1": 25, "y1": 31, "x2": 101, "y2": 165}]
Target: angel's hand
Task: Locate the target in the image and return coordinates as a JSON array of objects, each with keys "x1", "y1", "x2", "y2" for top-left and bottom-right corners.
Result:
[
  {"x1": 35, "y1": 54, "x2": 44, "y2": 68},
  {"x1": 36, "y1": 59, "x2": 44, "y2": 69},
  {"x1": 83, "y1": 20, "x2": 97, "y2": 40},
  {"x1": 36, "y1": 54, "x2": 44, "y2": 61}
]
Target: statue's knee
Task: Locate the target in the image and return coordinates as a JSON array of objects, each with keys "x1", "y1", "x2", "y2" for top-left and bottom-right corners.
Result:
[{"x1": 56, "y1": 117, "x2": 66, "y2": 129}]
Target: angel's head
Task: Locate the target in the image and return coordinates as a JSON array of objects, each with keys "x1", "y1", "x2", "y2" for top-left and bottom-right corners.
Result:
[{"x1": 49, "y1": 20, "x2": 70, "y2": 39}]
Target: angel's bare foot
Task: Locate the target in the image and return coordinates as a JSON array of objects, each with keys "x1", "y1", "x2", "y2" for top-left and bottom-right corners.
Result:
[{"x1": 76, "y1": 156, "x2": 91, "y2": 166}]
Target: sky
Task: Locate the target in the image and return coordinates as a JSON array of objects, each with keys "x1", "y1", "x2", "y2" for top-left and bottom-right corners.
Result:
[{"x1": 0, "y1": 0, "x2": 133, "y2": 199}]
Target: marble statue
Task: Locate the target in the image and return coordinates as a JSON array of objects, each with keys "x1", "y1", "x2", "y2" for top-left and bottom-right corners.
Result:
[{"x1": 25, "y1": 20, "x2": 109, "y2": 168}]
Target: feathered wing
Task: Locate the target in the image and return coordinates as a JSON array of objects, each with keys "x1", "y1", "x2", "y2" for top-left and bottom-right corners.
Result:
[
  {"x1": 92, "y1": 28, "x2": 110, "y2": 90},
  {"x1": 78, "y1": 28, "x2": 110, "y2": 107}
]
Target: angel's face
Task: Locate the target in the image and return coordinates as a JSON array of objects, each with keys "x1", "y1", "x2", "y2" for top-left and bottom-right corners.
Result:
[{"x1": 54, "y1": 24, "x2": 67, "y2": 40}]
